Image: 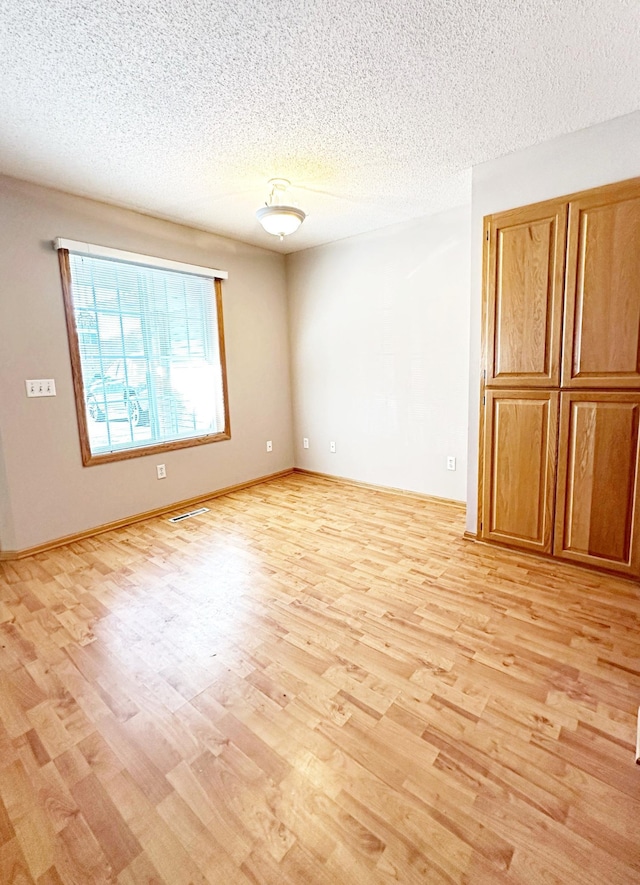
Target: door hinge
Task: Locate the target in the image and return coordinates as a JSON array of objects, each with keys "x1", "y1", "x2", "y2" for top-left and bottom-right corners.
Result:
[
  {"x1": 483, "y1": 394, "x2": 486, "y2": 405},
  {"x1": 486, "y1": 231, "x2": 489, "y2": 241}
]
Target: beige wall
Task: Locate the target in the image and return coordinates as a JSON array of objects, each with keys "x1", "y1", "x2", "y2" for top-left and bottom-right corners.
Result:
[
  {"x1": 12, "y1": 108, "x2": 636, "y2": 552},
  {"x1": 0, "y1": 176, "x2": 293, "y2": 552},
  {"x1": 467, "y1": 110, "x2": 640, "y2": 533},
  {"x1": 287, "y1": 206, "x2": 471, "y2": 502}
]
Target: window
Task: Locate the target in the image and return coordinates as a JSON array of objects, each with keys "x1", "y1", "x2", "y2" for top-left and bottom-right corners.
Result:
[{"x1": 56, "y1": 240, "x2": 230, "y2": 465}]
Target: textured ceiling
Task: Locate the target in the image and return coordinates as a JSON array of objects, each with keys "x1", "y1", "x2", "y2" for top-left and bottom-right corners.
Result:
[{"x1": 1, "y1": 1, "x2": 639, "y2": 253}]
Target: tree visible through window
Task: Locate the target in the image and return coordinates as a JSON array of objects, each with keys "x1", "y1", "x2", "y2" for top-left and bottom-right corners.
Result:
[{"x1": 57, "y1": 244, "x2": 230, "y2": 465}]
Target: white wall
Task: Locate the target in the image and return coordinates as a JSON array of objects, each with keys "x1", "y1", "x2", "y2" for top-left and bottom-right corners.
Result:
[
  {"x1": 0, "y1": 176, "x2": 293, "y2": 552},
  {"x1": 466, "y1": 110, "x2": 640, "y2": 532},
  {"x1": 287, "y1": 206, "x2": 471, "y2": 502}
]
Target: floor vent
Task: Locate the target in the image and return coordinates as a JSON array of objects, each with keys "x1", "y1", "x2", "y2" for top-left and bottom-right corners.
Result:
[{"x1": 168, "y1": 507, "x2": 210, "y2": 523}]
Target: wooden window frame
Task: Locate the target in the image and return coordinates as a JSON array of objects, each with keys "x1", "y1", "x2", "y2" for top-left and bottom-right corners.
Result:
[{"x1": 58, "y1": 247, "x2": 231, "y2": 466}]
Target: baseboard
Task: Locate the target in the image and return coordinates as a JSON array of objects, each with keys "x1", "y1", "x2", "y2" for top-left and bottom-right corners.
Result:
[
  {"x1": 463, "y1": 530, "x2": 478, "y2": 541},
  {"x1": 292, "y1": 468, "x2": 466, "y2": 509},
  {"x1": 0, "y1": 468, "x2": 294, "y2": 561},
  {"x1": 1, "y1": 468, "x2": 466, "y2": 561}
]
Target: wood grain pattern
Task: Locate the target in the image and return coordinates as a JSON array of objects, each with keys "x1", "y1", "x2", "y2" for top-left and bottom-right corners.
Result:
[
  {"x1": 485, "y1": 200, "x2": 566, "y2": 388},
  {"x1": 563, "y1": 178, "x2": 640, "y2": 389},
  {"x1": 1, "y1": 473, "x2": 639, "y2": 884},
  {"x1": 555, "y1": 391, "x2": 640, "y2": 574},
  {"x1": 482, "y1": 390, "x2": 558, "y2": 552},
  {"x1": 480, "y1": 175, "x2": 640, "y2": 575}
]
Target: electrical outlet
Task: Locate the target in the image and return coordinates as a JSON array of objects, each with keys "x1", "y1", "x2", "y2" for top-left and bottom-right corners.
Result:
[
  {"x1": 25, "y1": 379, "x2": 56, "y2": 397},
  {"x1": 303, "y1": 438, "x2": 309, "y2": 449},
  {"x1": 156, "y1": 464, "x2": 167, "y2": 479},
  {"x1": 266, "y1": 440, "x2": 273, "y2": 452},
  {"x1": 447, "y1": 456, "x2": 456, "y2": 471},
  {"x1": 330, "y1": 441, "x2": 336, "y2": 453}
]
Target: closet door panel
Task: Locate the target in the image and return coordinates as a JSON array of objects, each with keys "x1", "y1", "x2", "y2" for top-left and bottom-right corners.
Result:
[
  {"x1": 554, "y1": 392, "x2": 640, "y2": 575},
  {"x1": 485, "y1": 202, "x2": 566, "y2": 388},
  {"x1": 482, "y1": 390, "x2": 559, "y2": 552},
  {"x1": 563, "y1": 181, "x2": 640, "y2": 388}
]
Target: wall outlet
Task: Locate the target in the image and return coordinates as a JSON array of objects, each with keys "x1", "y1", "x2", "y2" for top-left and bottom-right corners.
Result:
[
  {"x1": 26, "y1": 379, "x2": 56, "y2": 397},
  {"x1": 303, "y1": 437, "x2": 309, "y2": 449},
  {"x1": 447, "y1": 456, "x2": 456, "y2": 471},
  {"x1": 330, "y1": 441, "x2": 336, "y2": 453},
  {"x1": 156, "y1": 464, "x2": 167, "y2": 479},
  {"x1": 266, "y1": 440, "x2": 273, "y2": 452}
]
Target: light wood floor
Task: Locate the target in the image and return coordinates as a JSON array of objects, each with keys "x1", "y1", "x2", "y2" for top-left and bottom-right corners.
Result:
[{"x1": 0, "y1": 473, "x2": 639, "y2": 884}]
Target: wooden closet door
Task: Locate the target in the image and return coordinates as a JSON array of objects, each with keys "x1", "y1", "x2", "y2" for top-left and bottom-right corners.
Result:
[
  {"x1": 562, "y1": 179, "x2": 640, "y2": 388},
  {"x1": 554, "y1": 392, "x2": 640, "y2": 576},
  {"x1": 482, "y1": 390, "x2": 559, "y2": 552},
  {"x1": 485, "y1": 201, "x2": 566, "y2": 388}
]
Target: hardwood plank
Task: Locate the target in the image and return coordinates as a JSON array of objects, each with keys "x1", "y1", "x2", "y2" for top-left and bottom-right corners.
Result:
[
  {"x1": 70, "y1": 773, "x2": 142, "y2": 874},
  {"x1": 0, "y1": 474, "x2": 639, "y2": 884},
  {"x1": 0, "y1": 790, "x2": 15, "y2": 847},
  {"x1": 0, "y1": 838, "x2": 36, "y2": 885},
  {"x1": 13, "y1": 806, "x2": 56, "y2": 881},
  {"x1": 37, "y1": 867, "x2": 65, "y2": 885},
  {"x1": 116, "y1": 851, "x2": 166, "y2": 885},
  {"x1": 55, "y1": 813, "x2": 115, "y2": 883}
]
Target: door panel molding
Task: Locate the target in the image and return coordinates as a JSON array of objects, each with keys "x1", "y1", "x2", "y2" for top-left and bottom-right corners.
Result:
[
  {"x1": 562, "y1": 180, "x2": 640, "y2": 389},
  {"x1": 485, "y1": 200, "x2": 566, "y2": 388},
  {"x1": 482, "y1": 390, "x2": 559, "y2": 553},
  {"x1": 554, "y1": 392, "x2": 640, "y2": 575}
]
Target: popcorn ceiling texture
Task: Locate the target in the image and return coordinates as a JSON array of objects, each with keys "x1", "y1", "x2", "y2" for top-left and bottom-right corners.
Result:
[{"x1": 0, "y1": 0, "x2": 639, "y2": 252}]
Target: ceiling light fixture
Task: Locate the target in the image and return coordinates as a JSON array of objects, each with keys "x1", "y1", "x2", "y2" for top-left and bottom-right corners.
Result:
[{"x1": 256, "y1": 178, "x2": 306, "y2": 241}]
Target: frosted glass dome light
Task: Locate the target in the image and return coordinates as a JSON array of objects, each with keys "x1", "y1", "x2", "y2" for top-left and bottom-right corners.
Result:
[{"x1": 256, "y1": 179, "x2": 306, "y2": 240}]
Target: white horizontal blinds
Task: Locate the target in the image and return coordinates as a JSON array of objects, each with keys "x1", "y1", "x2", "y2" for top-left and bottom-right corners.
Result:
[{"x1": 68, "y1": 252, "x2": 225, "y2": 456}]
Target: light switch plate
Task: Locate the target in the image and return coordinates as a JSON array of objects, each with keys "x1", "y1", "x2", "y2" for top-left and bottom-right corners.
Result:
[{"x1": 26, "y1": 379, "x2": 56, "y2": 397}]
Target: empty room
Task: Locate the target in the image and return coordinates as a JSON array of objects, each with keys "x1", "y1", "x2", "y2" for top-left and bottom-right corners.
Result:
[{"x1": 0, "y1": 1, "x2": 639, "y2": 883}]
